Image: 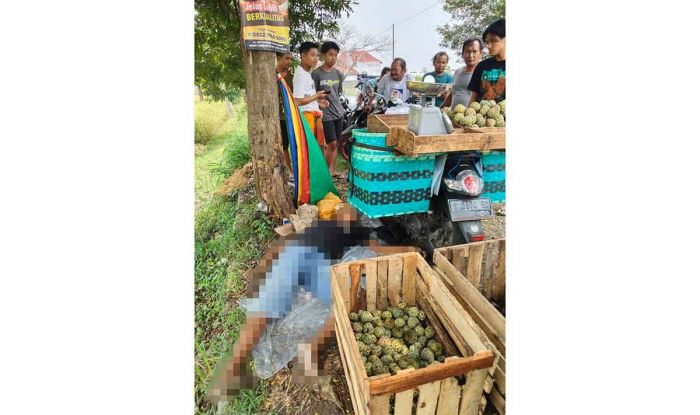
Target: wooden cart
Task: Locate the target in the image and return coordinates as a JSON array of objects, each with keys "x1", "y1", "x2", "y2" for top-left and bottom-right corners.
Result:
[
  {"x1": 331, "y1": 252, "x2": 500, "y2": 415},
  {"x1": 433, "y1": 240, "x2": 506, "y2": 414},
  {"x1": 367, "y1": 114, "x2": 505, "y2": 157}
]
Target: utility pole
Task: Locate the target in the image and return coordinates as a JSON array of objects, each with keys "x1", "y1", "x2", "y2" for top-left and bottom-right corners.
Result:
[{"x1": 392, "y1": 24, "x2": 395, "y2": 59}]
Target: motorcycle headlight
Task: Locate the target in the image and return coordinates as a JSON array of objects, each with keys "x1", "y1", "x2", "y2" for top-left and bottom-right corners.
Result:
[{"x1": 456, "y1": 170, "x2": 483, "y2": 196}]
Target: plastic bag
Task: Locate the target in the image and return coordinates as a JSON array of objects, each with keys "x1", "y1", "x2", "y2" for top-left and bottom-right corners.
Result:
[
  {"x1": 341, "y1": 245, "x2": 378, "y2": 263},
  {"x1": 252, "y1": 288, "x2": 330, "y2": 379},
  {"x1": 317, "y1": 192, "x2": 342, "y2": 220}
]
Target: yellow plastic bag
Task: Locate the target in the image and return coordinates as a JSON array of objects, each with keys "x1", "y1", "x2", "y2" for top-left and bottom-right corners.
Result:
[{"x1": 317, "y1": 192, "x2": 342, "y2": 220}]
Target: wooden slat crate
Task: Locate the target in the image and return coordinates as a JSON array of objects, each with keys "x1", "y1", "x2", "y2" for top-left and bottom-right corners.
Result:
[
  {"x1": 367, "y1": 114, "x2": 409, "y2": 135},
  {"x1": 331, "y1": 252, "x2": 499, "y2": 415},
  {"x1": 433, "y1": 240, "x2": 506, "y2": 415},
  {"x1": 390, "y1": 127, "x2": 505, "y2": 156}
]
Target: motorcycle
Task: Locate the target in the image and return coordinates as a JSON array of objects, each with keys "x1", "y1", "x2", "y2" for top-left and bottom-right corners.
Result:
[
  {"x1": 338, "y1": 92, "x2": 389, "y2": 161},
  {"x1": 380, "y1": 152, "x2": 492, "y2": 255},
  {"x1": 340, "y1": 97, "x2": 494, "y2": 254}
]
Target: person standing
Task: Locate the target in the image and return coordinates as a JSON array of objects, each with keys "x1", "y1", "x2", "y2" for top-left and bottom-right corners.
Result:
[
  {"x1": 293, "y1": 42, "x2": 329, "y2": 150},
  {"x1": 423, "y1": 51, "x2": 453, "y2": 107},
  {"x1": 375, "y1": 57, "x2": 412, "y2": 102},
  {"x1": 312, "y1": 41, "x2": 345, "y2": 178},
  {"x1": 468, "y1": 18, "x2": 506, "y2": 103},
  {"x1": 276, "y1": 48, "x2": 294, "y2": 175},
  {"x1": 443, "y1": 38, "x2": 483, "y2": 110}
]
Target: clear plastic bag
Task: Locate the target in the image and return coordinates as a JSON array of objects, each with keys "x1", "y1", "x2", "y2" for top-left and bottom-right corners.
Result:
[
  {"x1": 252, "y1": 288, "x2": 330, "y2": 379},
  {"x1": 251, "y1": 247, "x2": 378, "y2": 379},
  {"x1": 341, "y1": 245, "x2": 378, "y2": 263}
]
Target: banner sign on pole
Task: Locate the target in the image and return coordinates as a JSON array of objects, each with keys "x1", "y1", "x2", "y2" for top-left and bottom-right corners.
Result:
[{"x1": 239, "y1": 0, "x2": 290, "y2": 53}]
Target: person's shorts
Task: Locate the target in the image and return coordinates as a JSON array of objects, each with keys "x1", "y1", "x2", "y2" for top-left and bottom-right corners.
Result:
[
  {"x1": 322, "y1": 118, "x2": 344, "y2": 144},
  {"x1": 240, "y1": 244, "x2": 332, "y2": 320},
  {"x1": 279, "y1": 119, "x2": 289, "y2": 149}
]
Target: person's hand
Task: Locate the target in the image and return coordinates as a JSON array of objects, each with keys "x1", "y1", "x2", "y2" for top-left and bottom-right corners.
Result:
[
  {"x1": 314, "y1": 90, "x2": 329, "y2": 100},
  {"x1": 319, "y1": 98, "x2": 329, "y2": 109}
]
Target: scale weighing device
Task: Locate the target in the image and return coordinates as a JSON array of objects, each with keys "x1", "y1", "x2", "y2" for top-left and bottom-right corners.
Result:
[{"x1": 406, "y1": 77, "x2": 454, "y2": 135}]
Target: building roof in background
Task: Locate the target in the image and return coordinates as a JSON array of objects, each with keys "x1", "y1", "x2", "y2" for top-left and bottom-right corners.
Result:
[{"x1": 335, "y1": 50, "x2": 383, "y2": 75}]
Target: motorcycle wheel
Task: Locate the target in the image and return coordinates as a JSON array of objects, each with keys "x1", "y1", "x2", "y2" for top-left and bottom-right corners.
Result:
[{"x1": 338, "y1": 132, "x2": 352, "y2": 162}]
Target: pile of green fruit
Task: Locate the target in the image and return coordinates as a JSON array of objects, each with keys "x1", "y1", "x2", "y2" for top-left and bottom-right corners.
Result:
[
  {"x1": 349, "y1": 302, "x2": 446, "y2": 376},
  {"x1": 444, "y1": 99, "x2": 506, "y2": 128}
]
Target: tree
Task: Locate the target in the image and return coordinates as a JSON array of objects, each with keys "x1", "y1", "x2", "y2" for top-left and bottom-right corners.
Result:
[
  {"x1": 195, "y1": 0, "x2": 356, "y2": 100},
  {"x1": 195, "y1": 0, "x2": 355, "y2": 217},
  {"x1": 332, "y1": 22, "x2": 392, "y2": 71},
  {"x1": 437, "y1": 0, "x2": 505, "y2": 59}
]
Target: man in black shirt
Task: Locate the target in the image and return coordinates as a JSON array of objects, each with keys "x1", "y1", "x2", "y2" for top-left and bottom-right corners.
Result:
[{"x1": 468, "y1": 18, "x2": 506, "y2": 103}]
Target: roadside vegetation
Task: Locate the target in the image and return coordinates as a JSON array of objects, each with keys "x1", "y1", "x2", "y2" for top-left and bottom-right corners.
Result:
[{"x1": 194, "y1": 97, "x2": 273, "y2": 414}]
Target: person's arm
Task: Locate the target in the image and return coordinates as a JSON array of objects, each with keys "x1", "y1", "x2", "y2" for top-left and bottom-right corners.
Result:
[
  {"x1": 468, "y1": 91, "x2": 479, "y2": 104},
  {"x1": 295, "y1": 90, "x2": 328, "y2": 106},
  {"x1": 207, "y1": 313, "x2": 268, "y2": 401},
  {"x1": 293, "y1": 72, "x2": 328, "y2": 106},
  {"x1": 441, "y1": 93, "x2": 453, "y2": 108}
]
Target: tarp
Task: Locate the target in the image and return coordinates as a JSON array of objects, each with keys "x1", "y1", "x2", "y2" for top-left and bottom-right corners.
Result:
[{"x1": 278, "y1": 74, "x2": 338, "y2": 206}]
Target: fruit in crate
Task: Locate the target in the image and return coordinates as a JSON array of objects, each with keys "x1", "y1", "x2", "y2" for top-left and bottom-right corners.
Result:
[
  {"x1": 350, "y1": 304, "x2": 446, "y2": 376},
  {"x1": 445, "y1": 98, "x2": 506, "y2": 129}
]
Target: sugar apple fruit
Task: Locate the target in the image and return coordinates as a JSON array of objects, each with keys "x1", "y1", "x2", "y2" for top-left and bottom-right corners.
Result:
[
  {"x1": 463, "y1": 115, "x2": 477, "y2": 127},
  {"x1": 453, "y1": 104, "x2": 467, "y2": 114},
  {"x1": 420, "y1": 348, "x2": 435, "y2": 364},
  {"x1": 469, "y1": 102, "x2": 481, "y2": 111},
  {"x1": 465, "y1": 107, "x2": 477, "y2": 117},
  {"x1": 359, "y1": 310, "x2": 373, "y2": 323},
  {"x1": 476, "y1": 114, "x2": 486, "y2": 127},
  {"x1": 486, "y1": 118, "x2": 497, "y2": 127},
  {"x1": 349, "y1": 312, "x2": 359, "y2": 322},
  {"x1": 487, "y1": 106, "x2": 500, "y2": 118}
]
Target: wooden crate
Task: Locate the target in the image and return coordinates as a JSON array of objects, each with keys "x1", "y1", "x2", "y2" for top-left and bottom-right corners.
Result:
[
  {"x1": 367, "y1": 114, "x2": 409, "y2": 135},
  {"x1": 433, "y1": 240, "x2": 506, "y2": 414},
  {"x1": 331, "y1": 252, "x2": 499, "y2": 415},
  {"x1": 389, "y1": 127, "x2": 505, "y2": 157}
]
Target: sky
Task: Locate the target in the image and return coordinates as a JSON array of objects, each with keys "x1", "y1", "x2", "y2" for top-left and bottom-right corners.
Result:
[{"x1": 342, "y1": 0, "x2": 462, "y2": 74}]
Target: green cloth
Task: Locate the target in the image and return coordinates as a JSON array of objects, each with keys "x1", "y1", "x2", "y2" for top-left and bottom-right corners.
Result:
[{"x1": 299, "y1": 109, "x2": 338, "y2": 204}]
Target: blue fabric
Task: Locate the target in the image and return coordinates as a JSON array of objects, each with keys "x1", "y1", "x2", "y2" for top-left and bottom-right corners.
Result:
[{"x1": 242, "y1": 243, "x2": 333, "y2": 320}]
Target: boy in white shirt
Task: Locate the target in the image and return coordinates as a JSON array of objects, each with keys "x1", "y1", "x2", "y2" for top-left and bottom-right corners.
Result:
[{"x1": 293, "y1": 41, "x2": 329, "y2": 149}]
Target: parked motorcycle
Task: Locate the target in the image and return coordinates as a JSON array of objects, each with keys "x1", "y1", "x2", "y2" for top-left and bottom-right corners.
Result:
[
  {"x1": 338, "y1": 92, "x2": 389, "y2": 161},
  {"x1": 380, "y1": 152, "x2": 492, "y2": 255},
  {"x1": 341, "y1": 106, "x2": 494, "y2": 254}
]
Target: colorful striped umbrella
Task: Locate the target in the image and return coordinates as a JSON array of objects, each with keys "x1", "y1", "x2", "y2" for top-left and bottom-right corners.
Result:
[{"x1": 278, "y1": 74, "x2": 338, "y2": 206}]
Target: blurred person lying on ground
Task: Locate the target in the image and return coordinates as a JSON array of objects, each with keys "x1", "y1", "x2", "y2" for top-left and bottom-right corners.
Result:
[{"x1": 207, "y1": 205, "x2": 420, "y2": 402}]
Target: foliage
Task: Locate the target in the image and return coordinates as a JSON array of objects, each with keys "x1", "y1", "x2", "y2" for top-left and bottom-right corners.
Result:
[
  {"x1": 437, "y1": 0, "x2": 505, "y2": 58},
  {"x1": 195, "y1": 100, "x2": 275, "y2": 413},
  {"x1": 195, "y1": 100, "x2": 231, "y2": 144},
  {"x1": 195, "y1": 0, "x2": 356, "y2": 101},
  {"x1": 195, "y1": 194, "x2": 275, "y2": 414}
]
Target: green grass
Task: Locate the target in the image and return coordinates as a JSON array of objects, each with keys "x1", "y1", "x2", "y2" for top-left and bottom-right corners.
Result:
[
  {"x1": 195, "y1": 100, "x2": 249, "y2": 209},
  {"x1": 195, "y1": 99, "x2": 273, "y2": 415},
  {"x1": 195, "y1": 100, "x2": 233, "y2": 144}
]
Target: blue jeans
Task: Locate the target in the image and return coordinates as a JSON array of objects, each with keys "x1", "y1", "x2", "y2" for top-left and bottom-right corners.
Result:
[{"x1": 241, "y1": 243, "x2": 333, "y2": 320}]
